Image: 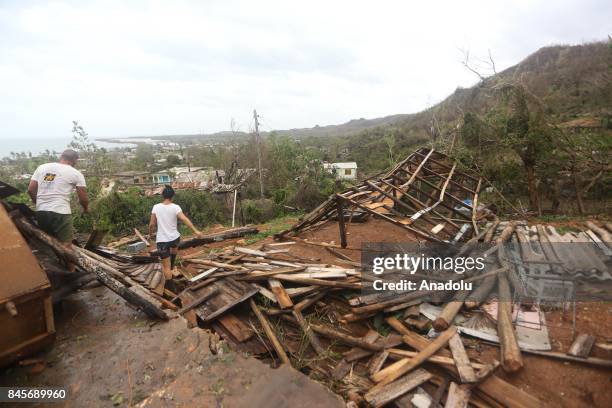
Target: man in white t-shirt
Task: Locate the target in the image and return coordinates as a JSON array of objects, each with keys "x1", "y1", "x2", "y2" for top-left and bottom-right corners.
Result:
[
  {"x1": 149, "y1": 185, "x2": 202, "y2": 282},
  {"x1": 27, "y1": 149, "x2": 89, "y2": 272}
]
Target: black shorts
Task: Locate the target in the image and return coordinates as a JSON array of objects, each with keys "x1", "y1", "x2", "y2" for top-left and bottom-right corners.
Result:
[{"x1": 157, "y1": 237, "x2": 180, "y2": 259}]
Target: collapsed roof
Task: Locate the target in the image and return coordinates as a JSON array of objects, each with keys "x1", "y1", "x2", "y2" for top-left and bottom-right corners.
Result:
[{"x1": 278, "y1": 147, "x2": 486, "y2": 244}]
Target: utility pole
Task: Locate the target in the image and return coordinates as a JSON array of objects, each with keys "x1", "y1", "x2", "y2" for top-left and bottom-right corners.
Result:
[{"x1": 253, "y1": 109, "x2": 264, "y2": 199}]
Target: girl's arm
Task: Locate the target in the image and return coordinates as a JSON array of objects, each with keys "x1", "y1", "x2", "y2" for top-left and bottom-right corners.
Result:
[{"x1": 178, "y1": 211, "x2": 202, "y2": 236}]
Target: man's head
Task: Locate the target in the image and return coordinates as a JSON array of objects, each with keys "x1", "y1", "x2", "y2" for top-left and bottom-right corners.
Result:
[
  {"x1": 59, "y1": 149, "x2": 79, "y2": 166},
  {"x1": 162, "y1": 185, "x2": 175, "y2": 200}
]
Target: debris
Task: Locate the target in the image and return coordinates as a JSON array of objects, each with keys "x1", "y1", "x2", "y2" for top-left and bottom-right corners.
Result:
[
  {"x1": 567, "y1": 333, "x2": 596, "y2": 358},
  {"x1": 445, "y1": 382, "x2": 471, "y2": 408},
  {"x1": 448, "y1": 333, "x2": 477, "y2": 383},
  {"x1": 371, "y1": 326, "x2": 457, "y2": 387},
  {"x1": 364, "y1": 368, "x2": 432, "y2": 408}
]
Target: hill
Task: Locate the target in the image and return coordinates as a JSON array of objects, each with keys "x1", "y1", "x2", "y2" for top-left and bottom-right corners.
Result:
[{"x1": 128, "y1": 41, "x2": 610, "y2": 150}]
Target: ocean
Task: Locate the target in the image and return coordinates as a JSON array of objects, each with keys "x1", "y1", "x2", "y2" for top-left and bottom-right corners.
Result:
[{"x1": 0, "y1": 137, "x2": 135, "y2": 158}]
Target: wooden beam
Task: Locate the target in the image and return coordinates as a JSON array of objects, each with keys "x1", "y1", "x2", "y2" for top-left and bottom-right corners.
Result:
[
  {"x1": 336, "y1": 195, "x2": 348, "y2": 248},
  {"x1": 448, "y1": 333, "x2": 477, "y2": 383},
  {"x1": 365, "y1": 368, "x2": 432, "y2": 408},
  {"x1": 496, "y1": 271, "x2": 524, "y2": 373},
  {"x1": 268, "y1": 279, "x2": 293, "y2": 309},
  {"x1": 249, "y1": 299, "x2": 290, "y2": 365},
  {"x1": 292, "y1": 309, "x2": 325, "y2": 355},
  {"x1": 371, "y1": 326, "x2": 457, "y2": 386}
]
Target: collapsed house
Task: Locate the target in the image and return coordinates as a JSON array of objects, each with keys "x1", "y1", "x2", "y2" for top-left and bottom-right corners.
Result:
[
  {"x1": 279, "y1": 147, "x2": 487, "y2": 245},
  {"x1": 1, "y1": 147, "x2": 610, "y2": 407}
]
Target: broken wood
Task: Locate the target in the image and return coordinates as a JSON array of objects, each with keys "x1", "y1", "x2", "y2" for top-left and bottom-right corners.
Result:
[
  {"x1": 386, "y1": 316, "x2": 540, "y2": 408},
  {"x1": 448, "y1": 333, "x2": 477, "y2": 383},
  {"x1": 292, "y1": 308, "x2": 325, "y2": 355},
  {"x1": 371, "y1": 326, "x2": 457, "y2": 387},
  {"x1": 268, "y1": 279, "x2": 293, "y2": 309},
  {"x1": 364, "y1": 368, "x2": 432, "y2": 408},
  {"x1": 177, "y1": 288, "x2": 219, "y2": 315},
  {"x1": 134, "y1": 228, "x2": 150, "y2": 246},
  {"x1": 387, "y1": 349, "x2": 487, "y2": 370},
  {"x1": 217, "y1": 313, "x2": 254, "y2": 342},
  {"x1": 567, "y1": 333, "x2": 596, "y2": 358},
  {"x1": 433, "y1": 290, "x2": 469, "y2": 331},
  {"x1": 249, "y1": 299, "x2": 290, "y2": 365},
  {"x1": 445, "y1": 382, "x2": 471, "y2": 408}
]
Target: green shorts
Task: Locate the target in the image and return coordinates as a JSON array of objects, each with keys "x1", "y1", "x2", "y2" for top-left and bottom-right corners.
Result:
[{"x1": 36, "y1": 211, "x2": 74, "y2": 243}]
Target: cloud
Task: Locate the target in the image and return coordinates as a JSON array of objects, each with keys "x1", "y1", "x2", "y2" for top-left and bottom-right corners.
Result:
[{"x1": 0, "y1": 0, "x2": 609, "y2": 141}]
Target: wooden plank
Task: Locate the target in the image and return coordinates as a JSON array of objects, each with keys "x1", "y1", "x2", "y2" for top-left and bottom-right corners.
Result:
[
  {"x1": 567, "y1": 333, "x2": 596, "y2": 358},
  {"x1": 344, "y1": 334, "x2": 403, "y2": 362},
  {"x1": 178, "y1": 288, "x2": 219, "y2": 314},
  {"x1": 371, "y1": 327, "x2": 457, "y2": 386},
  {"x1": 134, "y1": 228, "x2": 150, "y2": 246},
  {"x1": 448, "y1": 333, "x2": 477, "y2": 383},
  {"x1": 192, "y1": 278, "x2": 259, "y2": 322},
  {"x1": 365, "y1": 368, "x2": 432, "y2": 408},
  {"x1": 217, "y1": 313, "x2": 254, "y2": 342},
  {"x1": 249, "y1": 299, "x2": 290, "y2": 365},
  {"x1": 445, "y1": 382, "x2": 471, "y2": 408},
  {"x1": 331, "y1": 359, "x2": 352, "y2": 380},
  {"x1": 268, "y1": 279, "x2": 293, "y2": 309},
  {"x1": 343, "y1": 330, "x2": 382, "y2": 361},
  {"x1": 368, "y1": 351, "x2": 389, "y2": 376}
]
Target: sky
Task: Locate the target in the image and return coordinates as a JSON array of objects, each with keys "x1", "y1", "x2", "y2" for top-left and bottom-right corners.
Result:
[{"x1": 0, "y1": 0, "x2": 609, "y2": 142}]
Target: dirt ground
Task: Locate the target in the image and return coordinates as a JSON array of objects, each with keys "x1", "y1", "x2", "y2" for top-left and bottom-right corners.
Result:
[
  {"x1": 286, "y1": 218, "x2": 612, "y2": 408},
  {"x1": 0, "y1": 287, "x2": 343, "y2": 407}
]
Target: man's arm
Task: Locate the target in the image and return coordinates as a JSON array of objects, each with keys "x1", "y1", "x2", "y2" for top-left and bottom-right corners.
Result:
[
  {"x1": 177, "y1": 211, "x2": 201, "y2": 236},
  {"x1": 27, "y1": 180, "x2": 38, "y2": 204},
  {"x1": 76, "y1": 186, "x2": 89, "y2": 213}
]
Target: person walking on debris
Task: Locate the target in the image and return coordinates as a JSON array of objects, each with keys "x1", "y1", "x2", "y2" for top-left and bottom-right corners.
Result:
[
  {"x1": 149, "y1": 185, "x2": 202, "y2": 281},
  {"x1": 27, "y1": 149, "x2": 89, "y2": 272}
]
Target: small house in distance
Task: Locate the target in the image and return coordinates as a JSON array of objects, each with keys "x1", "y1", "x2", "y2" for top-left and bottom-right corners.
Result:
[
  {"x1": 323, "y1": 162, "x2": 357, "y2": 180},
  {"x1": 112, "y1": 170, "x2": 173, "y2": 185}
]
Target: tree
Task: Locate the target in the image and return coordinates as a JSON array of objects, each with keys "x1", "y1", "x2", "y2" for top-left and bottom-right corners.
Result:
[
  {"x1": 68, "y1": 121, "x2": 111, "y2": 177},
  {"x1": 134, "y1": 143, "x2": 154, "y2": 168},
  {"x1": 166, "y1": 154, "x2": 181, "y2": 167}
]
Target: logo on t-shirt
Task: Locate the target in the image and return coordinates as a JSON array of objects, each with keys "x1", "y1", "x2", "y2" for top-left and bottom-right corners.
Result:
[{"x1": 43, "y1": 173, "x2": 57, "y2": 182}]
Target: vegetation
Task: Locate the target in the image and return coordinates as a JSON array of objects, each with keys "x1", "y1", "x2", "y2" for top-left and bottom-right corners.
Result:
[{"x1": 1, "y1": 41, "x2": 610, "y2": 235}]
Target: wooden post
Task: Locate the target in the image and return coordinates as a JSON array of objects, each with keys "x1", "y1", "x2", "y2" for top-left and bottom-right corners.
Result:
[
  {"x1": 497, "y1": 271, "x2": 523, "y2": 373},
  {"x1": 231, "y1": 188, "x2": 238, "y2": 227},
  {"x1": 336, "y1": 196, "x2": 348, "y2": 248}
]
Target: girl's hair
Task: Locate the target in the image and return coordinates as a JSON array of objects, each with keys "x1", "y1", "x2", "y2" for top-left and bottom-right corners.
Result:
[{"x1": 162, "y1": 185, "x2": 175, "y2": 199}]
